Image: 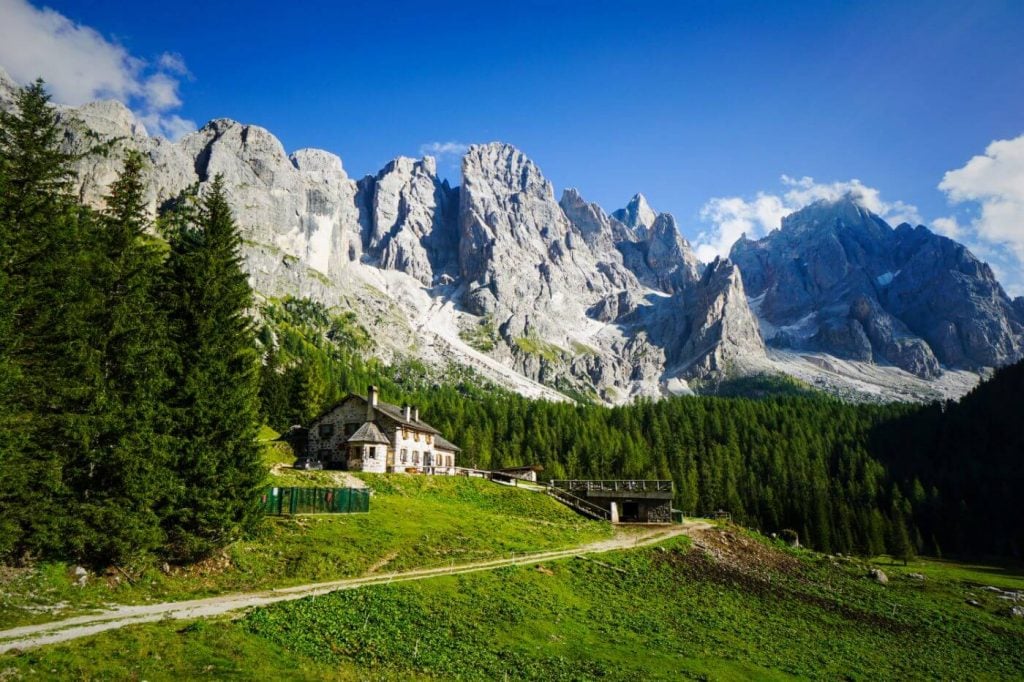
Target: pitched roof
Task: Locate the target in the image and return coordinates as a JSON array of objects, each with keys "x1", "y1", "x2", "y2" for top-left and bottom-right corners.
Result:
[
  {"x1": 372, "y1": 400, "x2": 442, "y2": 435},
  {"x1": 433, "y1": 434, "x2": 461, "y2": 452},
  {"x1": 310, "y1": 393, "x2": 443, "y2": 436},
  {"x1": 346, "y1": 421, "x2": 390, "y2": 445}
]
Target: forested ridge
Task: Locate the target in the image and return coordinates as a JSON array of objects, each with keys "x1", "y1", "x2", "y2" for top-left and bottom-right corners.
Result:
[
  {"x1": 258, "y1": 299, "x2": 913, "y2": 556},
  {"x1": 1, "y1": 80, "x2": 1020, "y2": 569}
]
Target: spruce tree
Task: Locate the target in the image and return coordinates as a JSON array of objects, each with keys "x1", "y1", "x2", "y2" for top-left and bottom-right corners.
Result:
[
  {"x1": 63, "y1": 150, "x2": 172, "y2": 563},
  {"x1": 162, "y1": 176, "x2": 264, "y2": 560},
  {"x1": 0, "y1": 79, "x2": 86, "y2": 558}
]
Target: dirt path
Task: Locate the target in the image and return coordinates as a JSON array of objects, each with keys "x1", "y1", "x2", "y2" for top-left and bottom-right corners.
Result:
[{"x1": 0, "y1": 523, "x2": 703, "y2": 654}]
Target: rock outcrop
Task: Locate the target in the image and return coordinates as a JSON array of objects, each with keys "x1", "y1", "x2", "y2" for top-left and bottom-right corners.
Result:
[
  {"x1": 731, "y1": 197, "x2": 1024, "y2": 376},
  {"x1": 362, "y1": 156, "x2": 459, "y2": 285},
  {"x1": 457, "y1": 143, "x2": 638, "y2": 336}
]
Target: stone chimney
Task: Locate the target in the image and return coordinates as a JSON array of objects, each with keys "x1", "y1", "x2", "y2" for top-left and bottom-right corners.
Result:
[
  {"x1": 367, "y1": 385, "x2": 378, "y2": 421},
  {"x1": 403, "y1": 404, "x2": 411, "y2": 421},
  {"x1": 413, "y1": 407, "x2": 419, "y2": 422}
]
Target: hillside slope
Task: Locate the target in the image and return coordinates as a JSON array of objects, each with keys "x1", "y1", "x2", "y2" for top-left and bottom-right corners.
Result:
[{"x1": 5, "y1": 525, "x2": 1022, "y2": 680}]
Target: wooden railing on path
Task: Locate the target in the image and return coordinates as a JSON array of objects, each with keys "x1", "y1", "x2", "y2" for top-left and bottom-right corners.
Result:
[{"x1": 544, "y1": 486, "x2": 612, "y2": 521}]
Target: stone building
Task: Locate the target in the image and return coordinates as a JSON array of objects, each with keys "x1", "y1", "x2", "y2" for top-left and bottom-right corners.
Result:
[{"x1": 305, "y1": 386, "x2": 460, "y2": 473}]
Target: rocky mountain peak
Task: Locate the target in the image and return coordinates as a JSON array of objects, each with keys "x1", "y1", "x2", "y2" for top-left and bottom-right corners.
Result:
[
  {"x1": 732, "y1": 198, "x2": 1024, "y2": 375},
  {"x1": 612, "y1": 192, "x2": 658, "y2": 233},
  {"x1": 363, "y1": 154, "x2": 458, "y2": 285},
  {"x1": 9, "y1": 74, "x2": 1011, "y2": 402},
  {"x1": 290, "y1": 148, "x2": 347, "y2": 177},
  {"x1": 558, "y1": 187, "x2": 619, "y2": 253},
  {"x1": 463, "y1": 143, "x2": 553, "y2": 200},
  {"x1": 0, "y1": 66, "x2": 20, "y2": 110},
  {"x1": 780, "y1": 195, "x2": 891, "y2": 242}
]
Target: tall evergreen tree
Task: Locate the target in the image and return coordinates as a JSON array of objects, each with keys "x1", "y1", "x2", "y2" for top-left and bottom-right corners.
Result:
[
  {"x1": 63, "y1": 150, "x2": 173, "y2": 563},
  {"x1": 0, "y1": 80, "x2": 88, "y2": 558},
  {"x1": 162, "y1": 176, "x2": 264, "y2": 560}
]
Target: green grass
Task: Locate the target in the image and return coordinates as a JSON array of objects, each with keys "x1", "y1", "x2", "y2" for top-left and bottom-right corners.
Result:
[
  {"x1": 570, "y1": 340, "x2": 598, "y2": 356},
  {"x1": 513, "y1": 336, "x2": 565, "y2": 362},
  {"x1": 6, "y1": 530, "x2": 1023, "y2": 680},
  {"x1": 0, "y1": 476, "x2": 609, "y2": 631},
  {"x1": 458, "y1": 315, "x2": 500, "y2": 353},
  {"x1": 870, "y1": 554, "x2": 1024, "y2": 591}
]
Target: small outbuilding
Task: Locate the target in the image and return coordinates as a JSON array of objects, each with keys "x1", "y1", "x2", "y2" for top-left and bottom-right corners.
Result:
[{"x1": 550, "y1": 480, "x2": 674, "y2": 523}]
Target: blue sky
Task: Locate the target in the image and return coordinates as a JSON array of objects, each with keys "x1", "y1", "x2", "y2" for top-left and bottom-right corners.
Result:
[{"x1": 2, "y1": 0, "x2": 1023, "y2": 291}]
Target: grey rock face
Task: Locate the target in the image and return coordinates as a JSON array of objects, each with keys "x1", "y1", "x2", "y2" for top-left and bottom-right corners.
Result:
[
  {"x1": 612, "y1": 193, "x2": 658, "y2": 234},
  {"x1": 665, "y1": 257, "x2": 766, "y2": 377},
  {"x1": 362, "y1": 156, "x2": 459, "y2": 285},
  {"x1": 0, "y1": 66, "x2": 18, "y2": 112},
  {"x1": 458, "y1": 143, "x2": 637, "y2": 335},
  {"x1": 620, "y1": 212, "x2": 703, "y2": 294},
  {"x1": 562, "y1": 189, "x2": 702, "y2": 296},
  {"x1": 731, "y1": 197, "x2": 1024, "y2": 375}
]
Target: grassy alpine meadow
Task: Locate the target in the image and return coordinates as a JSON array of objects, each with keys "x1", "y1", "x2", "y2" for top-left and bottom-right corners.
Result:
[
  {"x1": 0, "y1": 473, "x2": 610, "y2": 630},
  {"x1": 4, "y1": 527, "x2": 1023, "y2": 680}
]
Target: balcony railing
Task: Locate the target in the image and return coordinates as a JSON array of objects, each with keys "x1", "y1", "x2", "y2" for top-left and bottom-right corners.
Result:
[{"x1": 550, "y1": 479, "x2": 674, "y2": 494}]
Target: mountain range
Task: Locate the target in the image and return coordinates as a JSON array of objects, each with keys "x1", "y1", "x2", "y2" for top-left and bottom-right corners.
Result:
[{"x1": 3, "y1": 66, "x2": 1021, "y2": 404}]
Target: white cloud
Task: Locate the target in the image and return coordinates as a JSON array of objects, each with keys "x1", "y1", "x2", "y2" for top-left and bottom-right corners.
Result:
[
  {"x1": 419, "y1": 141, "x2": 469, "y2": 160},
  {"x1": 938, "y1": 133, "x2": 1024, "y2": 296},
  {"x1": 695, "y1": 193, "x2": 787, "y2": 263},
  {"x1": 939, "y1": 134, "x2": 1024, "y2": 260},
  {"x1": 157, "y1": 52, "x2": 189, "y2": 76},
  {"x1": 0, "y1": 0, "x2": 195, "y2": 140},
  {"x1": 931, "y1": 216, "x2": 962, "y2": 239},
  {"x1": 695, "y1": 176, "x2": 922, "y2": 262}
]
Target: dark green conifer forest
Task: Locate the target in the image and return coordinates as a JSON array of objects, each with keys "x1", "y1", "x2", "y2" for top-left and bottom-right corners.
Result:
[
  {"x1": 0, "y1": 80, "x2": 1020, "y2": 567},
  {"x1": 0, "y1": 82, "x2": 262, "y2": 565}
]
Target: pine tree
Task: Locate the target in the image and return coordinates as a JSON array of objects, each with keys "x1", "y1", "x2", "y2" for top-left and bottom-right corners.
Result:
[{"x1": 162, "y1": 176, "x2": 264, "y2": 560}]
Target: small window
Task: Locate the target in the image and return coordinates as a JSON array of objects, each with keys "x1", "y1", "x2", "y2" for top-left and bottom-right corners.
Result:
[
  {"x1": 319, "y1": 423, "x2": 334, "y2": 439},
  {"x1": 446, "y1": 455, "x2": 453, "y2": 467},
  {"x1": 344, "y1": 423, "x2": 358, "y2": 437},
  {"x1": 400, "y1": 449, "x2": 408, "y2": 464},
  {"x1": 367, "y1": 446, "x2": 376, "y2": 460},
  {"x1": 414, "y1": 432, "x2": 420, "y2": 442},
  {"x1": 413, "y1": 451, "x2": 420, "y2": 465}
]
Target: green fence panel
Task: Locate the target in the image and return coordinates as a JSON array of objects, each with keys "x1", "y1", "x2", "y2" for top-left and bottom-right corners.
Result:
[{"x1": 260, "y1": 486, "x2": 369, "y2": 515}]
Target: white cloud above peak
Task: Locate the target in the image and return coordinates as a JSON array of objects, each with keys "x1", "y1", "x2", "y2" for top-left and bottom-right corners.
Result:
[
  {"x1": 937, "y1": 133, "x2": 1024, "y2": 296},
  {"x1": 0, "y1": 0, "x2": 195, "y2": 140},
  {"x1": 420, "y1": 141, "x2": 469, "y2": 160},
  {"x1": 694, "y1": 175, "x2": 922, "y2": 263},
  {"x1": 938, "y1": 134, "x2": 1024, "y2": 261}
]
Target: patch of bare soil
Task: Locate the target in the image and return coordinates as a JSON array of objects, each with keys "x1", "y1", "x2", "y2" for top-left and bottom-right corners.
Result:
[
  {"x1": 688, "y1": 524, "x2": 802, "y2": 576},
  {"x1": 663, "y1": 525, "x2": 908, "y2": 632}
]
